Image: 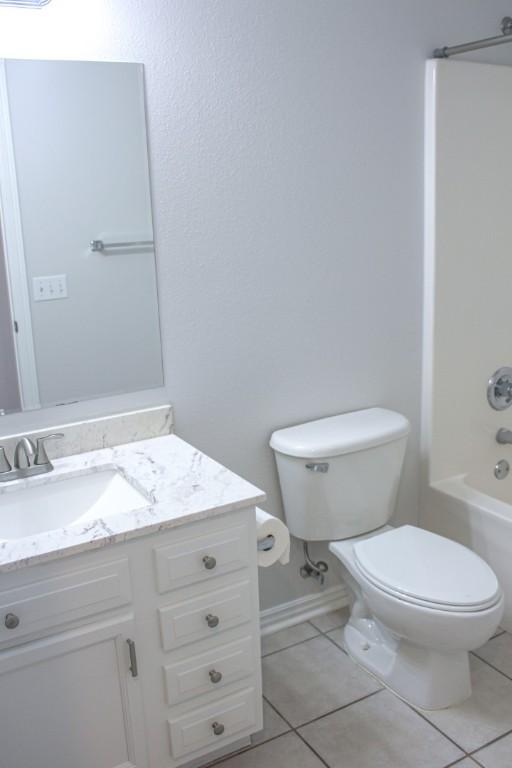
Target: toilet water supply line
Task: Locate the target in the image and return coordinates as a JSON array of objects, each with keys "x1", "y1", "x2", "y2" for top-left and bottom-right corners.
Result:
[{"x1": 300, "y1": 541, "x2": 328, "y2": 586}]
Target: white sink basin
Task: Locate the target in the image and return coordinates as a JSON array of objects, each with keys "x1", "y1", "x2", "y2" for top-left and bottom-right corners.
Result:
[{"x1": 0, "y1": 469, "x2": 149, "y2": 540}]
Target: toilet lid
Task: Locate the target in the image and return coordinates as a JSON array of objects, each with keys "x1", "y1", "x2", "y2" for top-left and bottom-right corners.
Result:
[{"x1": 353, "y1": 526, "x2": 500, "y2": 611}]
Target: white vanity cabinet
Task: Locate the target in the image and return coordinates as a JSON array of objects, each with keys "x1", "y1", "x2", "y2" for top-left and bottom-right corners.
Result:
[
  {"x1": 0, "y1": 615, "x2": 148, "y2": 768},
  {"x1": 0, "y1": 505, "x2": 262, "y2": 768}
]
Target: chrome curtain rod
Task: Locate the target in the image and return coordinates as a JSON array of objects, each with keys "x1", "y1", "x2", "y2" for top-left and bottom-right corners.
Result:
[{"x1": 434, "y1": 16, "x2": 512, "y2": 58}]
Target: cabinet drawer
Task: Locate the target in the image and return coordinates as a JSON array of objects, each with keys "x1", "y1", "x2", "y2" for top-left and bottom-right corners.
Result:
[
  {"x1": 0, "y1": 559, "x2": 131, "y2": 642},
  {"x1": 164, "y1": 636, "x2": 253, "y2": 705},
  {"x1": 168, "y1": 686, "x2": 257, "y2": 760},
  {"x1": 154, "y1": 523, "x2": 250, "y2": 593},
  {"x1": 159, "y1": 581, "x2": 252, "y2": 651}
]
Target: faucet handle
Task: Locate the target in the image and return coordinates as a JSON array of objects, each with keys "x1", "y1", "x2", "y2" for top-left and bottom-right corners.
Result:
[
  {"x1": 0, "y1": 447, "x2": 12, "y2": 474},
  {"x1": 34, "y1": 434, "x2": 64, "y2": 466}
]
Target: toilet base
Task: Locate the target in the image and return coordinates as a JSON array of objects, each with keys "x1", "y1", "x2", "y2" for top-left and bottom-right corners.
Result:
[{"x1": 344, "y1": 617, "x2": 472, "y2": 710}]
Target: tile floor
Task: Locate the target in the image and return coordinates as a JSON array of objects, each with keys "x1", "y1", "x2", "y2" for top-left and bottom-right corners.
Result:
[{"x1": 207, "y1": 612, "x2": 512, "y2": 768}]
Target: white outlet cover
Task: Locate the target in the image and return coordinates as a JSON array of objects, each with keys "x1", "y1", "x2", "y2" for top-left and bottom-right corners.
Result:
[{"x1": 32, "y1": 274, "x2": 68, "y2": 302}]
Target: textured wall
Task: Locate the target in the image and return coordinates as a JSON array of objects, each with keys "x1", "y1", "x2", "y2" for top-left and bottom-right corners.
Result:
[{"x1": 0, "y1": 0, "x2": 511, "y2": 608}]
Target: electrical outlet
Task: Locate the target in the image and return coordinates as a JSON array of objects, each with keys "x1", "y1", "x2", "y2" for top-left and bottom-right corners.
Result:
[{"x1": 32, "y1": 275, "x2": 68, "y2": 302}]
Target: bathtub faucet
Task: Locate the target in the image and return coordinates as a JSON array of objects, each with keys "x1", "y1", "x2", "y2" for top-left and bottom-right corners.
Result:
[{"x1": 496, "y1": 428, "x2": 512, "y2": 445}]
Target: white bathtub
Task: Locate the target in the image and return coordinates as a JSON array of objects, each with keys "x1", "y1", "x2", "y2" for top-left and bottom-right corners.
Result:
[{"x1": 423, "y1": 475, "x2": 512, "y2": 632}]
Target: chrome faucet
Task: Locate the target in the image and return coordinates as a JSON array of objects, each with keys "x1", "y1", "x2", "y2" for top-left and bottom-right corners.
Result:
[
  {"x1": 496, "y1": 428, "x2": 512, "y2": 445},
  {"x1": 0, "y1": 433, "x2": 64, "y2": 483},
  {"x1": 14, "y1": 437, "x2": 36, "y2": 469}
]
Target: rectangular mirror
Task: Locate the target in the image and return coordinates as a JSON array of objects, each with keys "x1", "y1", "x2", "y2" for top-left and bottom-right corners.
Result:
[{"x1": 0, "y1": 59, "x2": 163, "y2": 415}]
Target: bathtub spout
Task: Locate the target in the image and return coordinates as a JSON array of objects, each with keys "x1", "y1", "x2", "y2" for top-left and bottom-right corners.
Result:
[{"x1": 496, "y1": 428, "x2": 512, "y2": 444}]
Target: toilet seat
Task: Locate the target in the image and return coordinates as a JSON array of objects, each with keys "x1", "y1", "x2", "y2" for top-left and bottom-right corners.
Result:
[{"x1": 352, "y1": 525, "x2": 501, "y2": 613}]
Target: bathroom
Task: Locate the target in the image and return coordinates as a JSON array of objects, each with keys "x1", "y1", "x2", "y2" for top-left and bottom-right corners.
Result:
[{"x1": 0, "y1": 0, "x2": 512, "y2": 766}]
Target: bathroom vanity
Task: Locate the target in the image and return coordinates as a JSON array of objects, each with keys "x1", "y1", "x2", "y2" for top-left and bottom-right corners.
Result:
[
  {"x1": 0, "y1": 55, "x2": 268, "y2": 768},
  {"x1": 0, "y1": 434, "x2": 265, "y2": 768}
]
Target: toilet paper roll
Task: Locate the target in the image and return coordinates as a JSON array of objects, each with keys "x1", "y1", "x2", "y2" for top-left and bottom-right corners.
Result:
[{"x1": 256, "y1": 508, "x2": 290, "y2": 567}]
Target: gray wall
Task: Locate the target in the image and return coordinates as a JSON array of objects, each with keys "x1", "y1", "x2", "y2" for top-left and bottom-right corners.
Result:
[
  {"x1": 0, "y1": 239, "x2": 20, "y2": 414},
  {"x1": 0, "y1": 0, "x2": 511, "y2": 608}
]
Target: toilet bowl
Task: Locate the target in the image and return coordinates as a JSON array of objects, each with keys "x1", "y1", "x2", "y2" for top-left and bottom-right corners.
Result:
[
  {"x1": 330, "y1": 525, "x2": 503, "y2": 709},
  {"x1": 270, "y1": 408, "x2": 504, "y2": 709}
]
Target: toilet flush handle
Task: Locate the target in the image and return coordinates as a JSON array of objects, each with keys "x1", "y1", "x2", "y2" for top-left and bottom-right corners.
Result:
[{"x1": 305, "y1": 462, "x2": 329, "y2": 473}]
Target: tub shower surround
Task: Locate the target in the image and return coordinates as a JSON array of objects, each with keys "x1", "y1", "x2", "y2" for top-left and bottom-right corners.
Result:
[
  {"x1": 0, "y1": 432, "x2": 266, "y2": 767},
  {"x1": 423, "y1": 60, "x2": 512, "y2": 631}
]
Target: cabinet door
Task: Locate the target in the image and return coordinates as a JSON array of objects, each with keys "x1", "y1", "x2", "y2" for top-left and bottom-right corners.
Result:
[{"x1": 0, "y1": 615, "x2": 147, "y2": 768}]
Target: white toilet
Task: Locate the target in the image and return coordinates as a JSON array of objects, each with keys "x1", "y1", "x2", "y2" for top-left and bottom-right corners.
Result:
[{"x1": 270, "y1": 407, "x2": 504, "y2": 710}]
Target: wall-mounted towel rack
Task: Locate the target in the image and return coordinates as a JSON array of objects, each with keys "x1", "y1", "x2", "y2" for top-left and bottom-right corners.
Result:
[{"x1": 90, "y1": 239, "x2": 154, "y2": 253}]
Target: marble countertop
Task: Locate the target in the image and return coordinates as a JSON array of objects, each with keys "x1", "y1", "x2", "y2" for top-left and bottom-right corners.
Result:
[{"x1": 0, "y1": 434, "x2": 266, "y2": 571}]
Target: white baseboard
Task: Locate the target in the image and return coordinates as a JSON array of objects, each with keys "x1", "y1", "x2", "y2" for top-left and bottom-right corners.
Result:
[{"x1": 260, "y1": 584, "x2": 350, "y2": 636}]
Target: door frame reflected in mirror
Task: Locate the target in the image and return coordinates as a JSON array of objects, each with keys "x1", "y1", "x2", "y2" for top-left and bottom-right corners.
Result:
[{"x1": 0, "y1": 60, "x2": 40, "y2": 412}]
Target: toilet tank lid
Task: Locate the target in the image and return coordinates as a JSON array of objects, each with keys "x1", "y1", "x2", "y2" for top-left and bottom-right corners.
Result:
[{"x1": 269, "y1": 408, "x2": 410, "y2": 459}]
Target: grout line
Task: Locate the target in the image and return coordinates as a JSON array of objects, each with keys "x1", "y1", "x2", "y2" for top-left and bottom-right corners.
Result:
[
  {"x1": 443, "y1": 758, "x2": 473, "y2": 768},
  {"x1": 322, "y1": 629, "x2": 348, "y2": 655},
  {"x1": 261, "y1": 626, "x2": 321, "y2": 658},
  {"x1": 310, "y1": 622, "x2": 346, "y2": 635},
  {"x1": 207, "y1": 625, "x2": 512, "y2": 767},
  {"x1": 261, "y1": 618, "x2": 350, "y2": 659},
  {"x1": 262, "y1": 694, "x2": 295, "y2": 730},
  {"x1": 309, "y1": 609, "x2": 349, "y2": 637},
  {"x1": 294, "y1": 729, "x2": 331, "y2": 768},
  {"x1": 471, "y1": 651, "x2": 512, "y2": 683},
  {"x1": 403, "y1": 703, "x2": 468, "y2": 754},
  {"x1": 467, "y1": 725, "x2": 512, "y2": 759},
  {"x1": 202, "y1": 730, "x2": 293, "y2": 768},
  {"x1": 294, "y1": 688, "x2": 383, "y2": 731},
  {"x1": 262, "y1": 613, "x2": 350, "y2": 658}
]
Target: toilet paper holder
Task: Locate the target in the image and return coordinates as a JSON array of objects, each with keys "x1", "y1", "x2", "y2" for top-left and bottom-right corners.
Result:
[{"x1": 257, "y1": 534, "x2": 275, "y2": 552}]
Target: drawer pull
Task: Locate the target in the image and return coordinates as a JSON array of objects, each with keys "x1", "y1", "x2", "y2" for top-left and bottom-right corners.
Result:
[
  {"x1": 127, "y1": 638, "x2": 138, "y2": 678},
  {"x1": 202, "y1": 555, "x2": 217, "y2": 570},
  {"x1": 205, "y1": 613, "x2": 219, "y2": 629},
  {"x1": 211, "y1": 721, "x2": 225, "y2": 737},
  {"x1": 209, "y1": 669, "x2": 223, "y2": 684},
  {"x1": 4, "y1": 613, "x2": 20, "y2": 630}
]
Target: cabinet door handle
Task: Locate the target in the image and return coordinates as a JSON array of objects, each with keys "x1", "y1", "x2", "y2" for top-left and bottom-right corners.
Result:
[
  {"x1": 127, "y1": 638, "x2": 138, "y2": 678},
  {"x1": 205, "y1": 613, "x2": 220, "y2": 629},
  {"x1": 4, "y1": 613, "x2": 20, "y2": 630},
  {"x1": 209, "y1": 669, "x2": 223, "y2": 684},
  {"x1": 202, "y1": 555, "x2": 217, "y2": 570},
  {"x1": 212, "y1": 721, "x2": 225, "y2": 737}
]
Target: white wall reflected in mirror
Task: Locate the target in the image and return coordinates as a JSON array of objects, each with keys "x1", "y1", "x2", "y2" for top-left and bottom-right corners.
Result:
[{"x1": 0, "y1": 59, "x2": 163, "y2": 414}]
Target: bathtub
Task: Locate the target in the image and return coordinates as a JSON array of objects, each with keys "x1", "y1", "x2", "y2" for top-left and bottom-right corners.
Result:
[{"x1": 422, "y1": 474, "x2": 512, "y2": 632}]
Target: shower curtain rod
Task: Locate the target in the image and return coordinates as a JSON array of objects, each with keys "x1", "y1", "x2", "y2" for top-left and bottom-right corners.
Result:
[{"x1": 434, "y1": 16, "x2": 512, "y2": 58}]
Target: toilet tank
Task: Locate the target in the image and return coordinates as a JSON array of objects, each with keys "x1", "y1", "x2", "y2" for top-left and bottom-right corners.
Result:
[{"x1": 270, "y1": 408, "x2": 410, "y2": 541}]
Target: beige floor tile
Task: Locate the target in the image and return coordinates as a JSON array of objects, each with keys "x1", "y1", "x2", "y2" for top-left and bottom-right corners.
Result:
[
  {"x1": 474, "y1": 632, "x2": 512, "y2": 679},
  {"x1": 418, "y1": 656, "x2": 512, "y2": 752},
  {"x1": 250, "y1": 700, "x2": 290, "y2": 746},
  {"x1": 310, "y1": 608, "x2": 349, "y2": 633},
  {"x1": 473, "y1": 732, "x2": 512, "y2": 767},
  {"x1": 261, "y1": 622, "x2": 319, "y2": 656},
  {"x1": 262, "y1": 634, "x2": 381, "y2": 727},
  {"x1": 299, "y1": 689, "x2": 463, "y2": 768},
  {"x1": 326, "y1": 626, "x2": 346, "y2": 650},
  {"x1": 216, "y1": 732, "x2": 325, "y2": 768}
]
